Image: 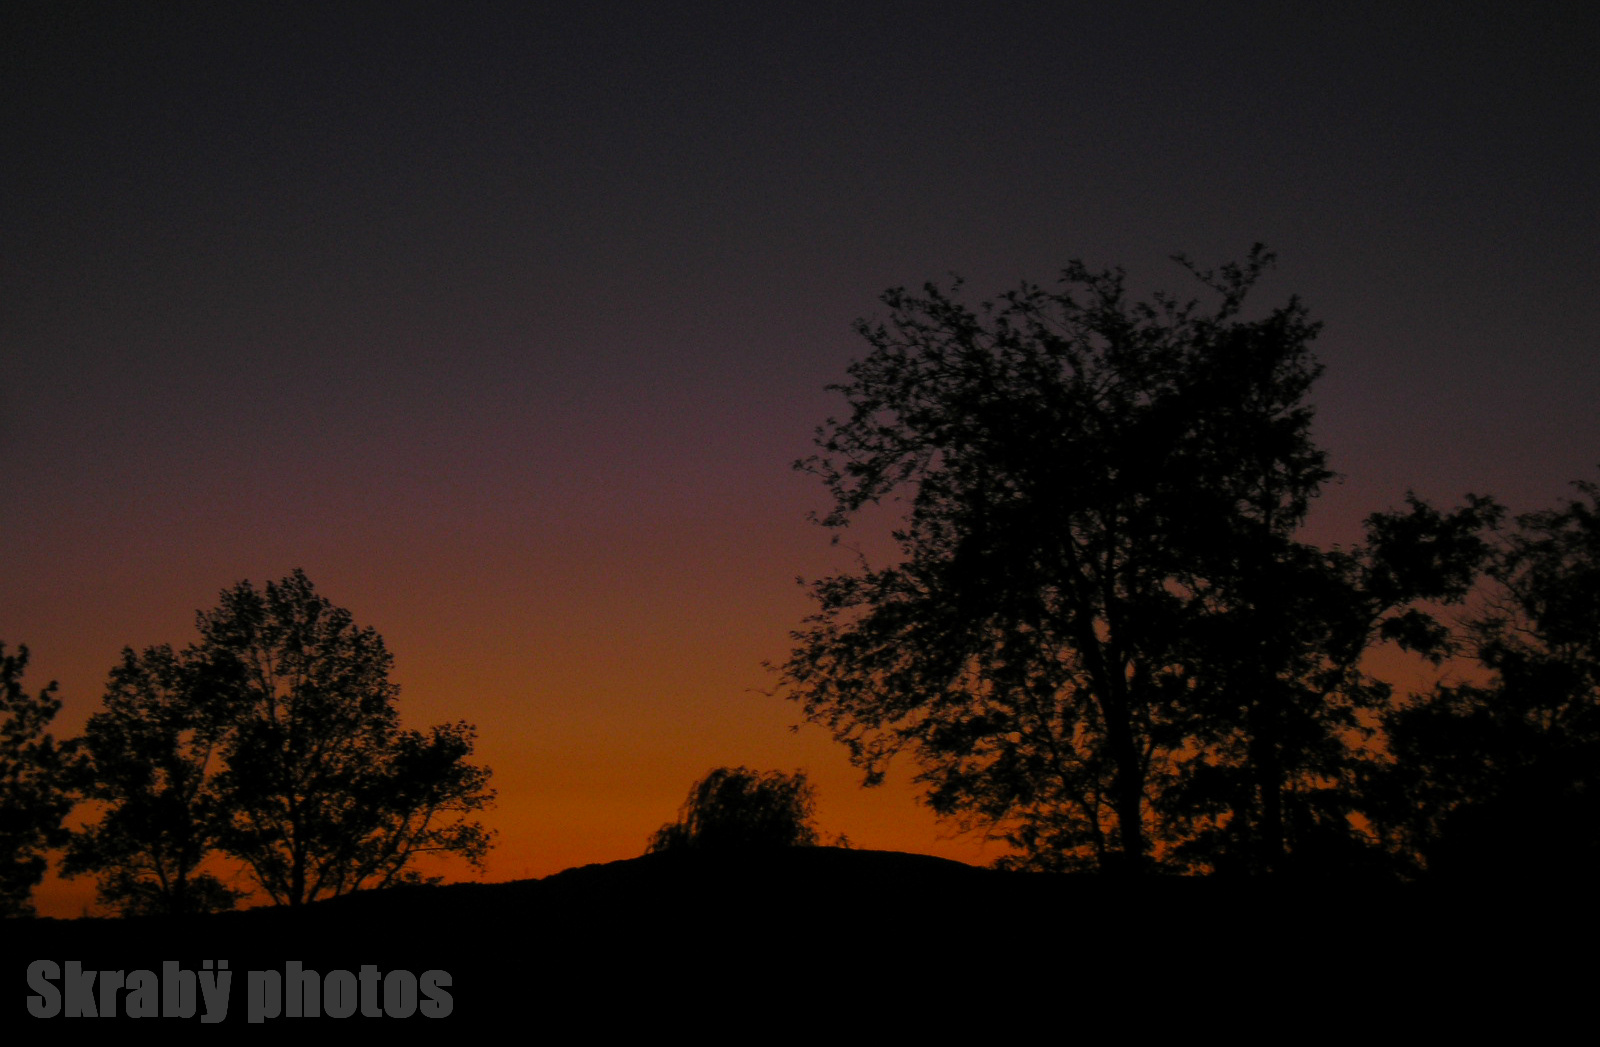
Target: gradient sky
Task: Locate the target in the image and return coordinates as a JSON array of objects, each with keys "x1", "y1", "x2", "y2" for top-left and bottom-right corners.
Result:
[{"x1": 5, "y1": 2, "x2": 1597, "y2": 916}]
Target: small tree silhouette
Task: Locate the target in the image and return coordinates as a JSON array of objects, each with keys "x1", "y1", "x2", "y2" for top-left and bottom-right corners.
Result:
[
  {"x1": 647, "y1": 767, "x2": 828, "y2": 852},
  {"x1": 64, "y1": 644, "x2": 246, "y2": 915},
  {"x1": 1, "y1": 643, "x2": 74, "y2": 917},
  {"x1": 65, "y1": 570, "x2": 496, "y2": 909},
  {"x1": 203, "y1": 570, "x2": 496, "y2": 905},
  {"x1": 1380, "y1": 476, "x2": 1600, "y2": 878}
]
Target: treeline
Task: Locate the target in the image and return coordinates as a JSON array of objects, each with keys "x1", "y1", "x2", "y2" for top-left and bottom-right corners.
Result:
[
  {"x1": 775, "y1": 246, "x2": 1600, "y2": 880},
  {"x1": 1, "y1": 570, "x2": 493, "y2": 917}
]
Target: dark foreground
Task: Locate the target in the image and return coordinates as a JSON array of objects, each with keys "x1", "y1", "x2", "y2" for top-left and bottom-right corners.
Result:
[{"x1": 5, "y1": 848, "x2": 1592, "y2": 1029}]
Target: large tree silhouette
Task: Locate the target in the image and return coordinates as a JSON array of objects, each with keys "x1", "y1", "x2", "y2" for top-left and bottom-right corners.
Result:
[
  {"x1": 778, "y1": 247, "x2": 1498, "y2": 876},
  {"x1": 779, "y1": 248, "x2": 1337, "y2": 873}
]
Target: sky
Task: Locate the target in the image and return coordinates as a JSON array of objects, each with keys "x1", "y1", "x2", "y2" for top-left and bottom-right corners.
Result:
[{"x1": 5, "y1": 2, "x2": 1597, "y2": 916}]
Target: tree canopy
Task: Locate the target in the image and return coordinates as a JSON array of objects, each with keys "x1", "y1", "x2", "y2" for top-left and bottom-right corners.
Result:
[
  {"x1": 1161, "y1": 493, "x2": 1497, "y2": 876},
  {"x1": 1379, "y1": 477, "x2": 1600, "y2": 878},
  {"x1": 66, "y1": 570, "x2": 496, "y2": 910},
  {"x1": 64, "y1": 644, "x2": 245, "y2": 915},
  {"x1": 777, "y1": 248, "x2": 1497, "y2": 876}
]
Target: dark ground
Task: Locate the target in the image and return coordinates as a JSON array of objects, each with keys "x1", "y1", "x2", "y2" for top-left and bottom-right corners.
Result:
[{"x1": 5, "y1": 848, "x2": 1591, "y2": 1029}]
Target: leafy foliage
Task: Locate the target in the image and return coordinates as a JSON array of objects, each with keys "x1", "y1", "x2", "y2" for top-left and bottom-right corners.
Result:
[
  {"x1": 1, "y1": 644, "x2": 74, "y2": 916},
  {"x1": 779, "y1": 247, "x2": 1503, "y2": 876},
  {"x1": 63, "y1": 644, "x2": 245, "y2": 915},
  {"x1": 780, "y1": 248, "x2": 1338, "y2": 873},
  {"x1": 1379, "y1": 478, "x2": 1600, "y2": 878},
  {"x1": 66, "y1": 570, "x2": 495, "y2": 909},
  {"x1": 202, "y1": 570, "x2": 496, "y2": 905},
  {"x1": 1162, "y1": 495, "x2": 1499, "y2": 876},
  {"x1": 648, "y1": 767, "x2": 829, "y2": 852}
]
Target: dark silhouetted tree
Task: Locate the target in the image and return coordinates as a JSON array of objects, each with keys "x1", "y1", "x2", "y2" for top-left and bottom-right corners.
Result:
[
  {"x1": 1, "y1": 643, "x2": 74, "y2": 917},
  {"x1": 1162, "y1": 494, "x2": 1500, "y2": 877},
  {"x1": 778, "y1": 247, "x2": 1435, "y2": 875},
  {"x1": 648, "y1": 767, "x2": 828, "y2": 852},
  {"x1": 199, "y1": 570, "x2": 494, "y2": 906},
  {"x1": 63, "y1": 644, "x2": 246, "y2": 915},
  {"x1": 1379, "y1": 478, "x2": 1600, "y2": 879}
]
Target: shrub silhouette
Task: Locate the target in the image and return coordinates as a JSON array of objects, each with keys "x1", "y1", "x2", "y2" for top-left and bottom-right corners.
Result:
[{"x1": 647, "y1": 767, "x2": 825, "y2": 852}]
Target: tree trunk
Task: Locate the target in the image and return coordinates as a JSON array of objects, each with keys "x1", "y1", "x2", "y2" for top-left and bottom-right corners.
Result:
[
  {"x1": 1105, "y1": 698, "x2": 1147, "y2": 876},
  {"x1": 1249, "y1": 697, "x2": 1286, "y2": 875}
]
